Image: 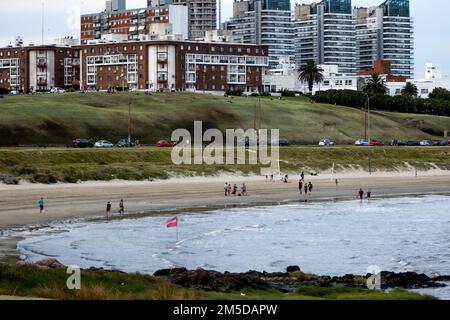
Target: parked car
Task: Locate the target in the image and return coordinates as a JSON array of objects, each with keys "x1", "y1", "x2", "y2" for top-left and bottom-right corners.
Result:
[
  {"x1": 435, "y1": 140, "x2": 449, "y2": 146},
  {"x1": 50, "y1": 87, "x2": 65, "y2": 94},
  {"x1": 10, "y1": 90, "x2": 19, "y2": 95},
  {"x1": 72, "y1": 138, "x2": 94, "y2": 148},
  {"x1": 271, "y1": 138, "x2": 290, "y2": 147},
  {"x1": 369, "y1": 140, "x2": 385, "y2": 146},
  {"x1": 238, "y1": 138, "x2": 257, "y2": 147},
  {"x1": 156, "y1": 140, "x2": 176, "y2": 148},
  {"x1": 419, "y1": 140, "x2": 433, "y2": 146},
  {"x1": 355, "y1": 139, "x2": 369, "y2": 146},
  {"x1": 406, "y1": 140, "x2": 420, "y2": 146},
  {"x1": 319, "y1": 139, "x2": 335, "y2": 147},
  {"x1": 117, "y1": 139, "x2": 134, "y2": 148},
  {"x1": 94, "y1": 140, "x2": 114, "y2": 148},
  {"x1": 391, "y1": 139, "x2": 406, "y2": 146}
]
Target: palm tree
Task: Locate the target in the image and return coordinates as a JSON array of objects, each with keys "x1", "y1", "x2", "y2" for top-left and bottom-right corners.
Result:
[
  {"x1": 298, "y1": 60, "x2": 324, "y2": 95},
  {"x1": 363, "y1": 73, "x2": 388, "y2": 95},
  {"x1": 401, "y1": 82, "x2": 418, "y2": 97}
]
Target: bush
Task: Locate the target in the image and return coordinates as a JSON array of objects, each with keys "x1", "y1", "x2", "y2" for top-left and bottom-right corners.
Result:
[
  {"x1": 429, "y1": 87, "x2": 450, "y2": 101},
  {"x1": 280, "y1": 89, "x2": 296, "y2": 97},
  {"x1": 0, "y1": 88, "x2": 10, "y2": 95},
  {"x1": 314, "y1": 89, "x2": 450, "y2": 116},
  {"x1": 226, "y1": 89, "x2": 243, "y2": 97},
  {"x1": 250, "y1": 93, "x2": 260, "y2": 97},
  {"x1": 65, "y1": 87, "x2": 77, "y2": 93},
  {"x1": 260, "y1": 92, "x2": 271, "y2": 97}
]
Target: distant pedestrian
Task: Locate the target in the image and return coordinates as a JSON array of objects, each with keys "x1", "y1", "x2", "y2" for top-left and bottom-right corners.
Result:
[
  {"x1": 224, "y1": 183, "x2": 228, "y2": 196},
  {"x1": 299, "y1": 180, "x2": 303, "y2": 195},
  {"x1": 270, "y1": 174, "x2": 274, "y2": 182},
  {"x1": 308, "y1": 182, "x2": 313, "y2": 193},
  {"x1": 358, "y1": 188, "x2": 364, "y2": 200},
  {"x1": 232, "y1": 184, "x2": 238, "y2": 196},
  {"x1": 265, "y1": 175, "x2": 268, "y2": 183},
  {"x1": 300, "y1": 171, "x2": 305, "y2": 181},
  {"x1": 38, "y1": 197, "x2": 45, "y2": 213},
  {"x1": 106, "y1": 202, "x2": 112, "y2": 219},
  {"x1": 241, "y1": 183, "x2": 247, "y2": 196},
  {"x1": 367, "y1": 191, "x2": 372, "y2": 200},
  {"x1": 119, "y1": 200, "x2": 124, "y2": 215},
  {"x1": 227, "y1": 183, "x2": 232, "y2": 196},
  {"x1": 335, "y1": 179, "x2": 339, "y2": 187},
  {"x1": 304, "y1": 184, "x2": 308, "y2": 195}
]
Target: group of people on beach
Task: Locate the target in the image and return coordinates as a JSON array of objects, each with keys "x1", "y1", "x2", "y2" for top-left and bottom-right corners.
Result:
[
  {"x1": 224, "y1": 182, "x2": 248, "y2": 197},
  {"x1": 357, "y1": 188, "x2": 372, "y2": 201},
  {"x1": 106, "y1": 200, "x2": 125, "y2": 220},
  {"x1": 298, "y1": 179, "x2": 314, "y2": 195}
]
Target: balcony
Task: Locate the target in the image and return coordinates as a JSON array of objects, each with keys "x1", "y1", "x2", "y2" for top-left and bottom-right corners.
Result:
[
  {"x1": 37, "y1": 80, "x2": 47, "y2": 86},
  {"x1": 37, "y1": 60, "x2": 47, "y2": 68}
]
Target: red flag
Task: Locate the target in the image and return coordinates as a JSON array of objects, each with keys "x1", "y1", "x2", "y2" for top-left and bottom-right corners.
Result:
[{"x1": 166, "y1": 216, "x2": 178, "y2": 228}]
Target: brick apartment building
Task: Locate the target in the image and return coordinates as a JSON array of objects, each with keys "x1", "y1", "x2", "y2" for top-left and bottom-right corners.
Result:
[
  {"x1": 80, "y1": 1, "x2": 189, "y2": 44},
  {"x1": 0, "y1": 45, "x2": 80, "y2": 92},
  {"x1": 76, "y1": 40, "x2": 268, "y2": 93}
]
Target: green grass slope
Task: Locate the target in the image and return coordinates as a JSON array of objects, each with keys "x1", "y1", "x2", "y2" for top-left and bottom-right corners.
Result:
[{"x1": 1, "y1": 92, "x2": 449, "y2": 146}]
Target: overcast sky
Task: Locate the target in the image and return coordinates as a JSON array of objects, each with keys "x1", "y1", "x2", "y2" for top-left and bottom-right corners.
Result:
[{"x1": 0, "y1": 0, "x2": 448, "y2": 78}]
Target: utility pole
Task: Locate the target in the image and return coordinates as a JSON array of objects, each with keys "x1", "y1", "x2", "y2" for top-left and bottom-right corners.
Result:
[{"x1": 128, "y1": 97, "x2": 132, "y2": 145}]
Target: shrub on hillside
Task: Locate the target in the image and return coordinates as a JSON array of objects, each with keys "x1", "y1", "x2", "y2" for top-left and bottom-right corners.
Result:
[
  {"x1": 429, "y1": 87, "x2": 450, "y2": 101},
  {"x1": 226, "y1": 89, "x2": 243, "y2": 97},
  {"x1": 314, "y1": 89, "x2": 450, "y2": 116},
  {"x1": 0, "y1": 88, "x2": 10, "y2": 95},
  {"x1": 280, "y1": 89, "x2": 296, "y2": 97}
]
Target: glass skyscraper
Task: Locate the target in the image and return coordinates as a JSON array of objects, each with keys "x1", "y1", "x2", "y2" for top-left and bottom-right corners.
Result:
[
  {"x1": 355, "y1": 0, "x2": 413, "y2": 77},
  {"x1": 226, "y1": 0, "x2": 295, "y2": 69},
  {"x1": 295, "y1": 0, "x2": 356, "y2": 74}
]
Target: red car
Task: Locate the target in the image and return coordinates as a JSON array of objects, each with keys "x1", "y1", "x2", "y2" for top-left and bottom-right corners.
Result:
[
  {"x1": 369, "y1": 140, "x2": 385, "y2": 146},
  {"x1": 156, "y1": 140, "x2": 176, "y2": 148}
]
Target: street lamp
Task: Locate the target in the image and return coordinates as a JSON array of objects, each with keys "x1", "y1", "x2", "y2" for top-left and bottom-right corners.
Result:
[
  {"x1": 113, "y1": 50, "x2": 132, "y2": 145},
  {"x1": 364, "y1": 93, "x2": 376, "y2": 141}
]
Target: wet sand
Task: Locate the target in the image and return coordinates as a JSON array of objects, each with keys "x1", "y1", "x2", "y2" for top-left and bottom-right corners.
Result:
[{"x1": 1, "y1": 171, "x2": 450, "y2": 229}]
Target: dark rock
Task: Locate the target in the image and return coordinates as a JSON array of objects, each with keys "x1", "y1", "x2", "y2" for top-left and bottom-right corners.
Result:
[
  {"x1": 34, "y1": 258, "x2": 65, "y2": 269},
  {"x1": 153, "y1": 268, "x2": 188, "y2": 277},
  {"x1": 378, "y1": 271, "x2": 446, "y2": 289},
  {"x1": 286, "y1": 265, "x2": 301, "y2": 273}
]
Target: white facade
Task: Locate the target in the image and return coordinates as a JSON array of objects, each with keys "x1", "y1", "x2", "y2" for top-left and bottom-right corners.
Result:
[
  {"x1": 28, "y1": 50, "x2": 56, "y2": 91},
  {"x1": 263, "y1": 63, "x2": 358, "y2": 94},
  {"x1": 425, "y1": 63, "x2": 442, "y2": 80}
]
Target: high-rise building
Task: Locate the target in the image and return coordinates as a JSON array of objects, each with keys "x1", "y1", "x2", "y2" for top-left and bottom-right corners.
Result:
[
  {"x1": 149, "y1": 0, "x2": 217, "y2": 39},
  {"x1": 355, "y1": 0, "x2": 414, "y2": 78},
  {"x1": 295, "y1": 0, "x2": 356, "y2": 75},
  {"x1": 80, "y1": 1, "x2": 189, "y2": 44},
  {"x1": 225, "y1": 0, "x2": 295, "y2": 69}
]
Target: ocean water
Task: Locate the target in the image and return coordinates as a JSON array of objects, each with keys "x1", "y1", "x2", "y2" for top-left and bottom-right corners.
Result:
[{"x1": 17, "y1": 195, "x2": 450, "y2": 297}]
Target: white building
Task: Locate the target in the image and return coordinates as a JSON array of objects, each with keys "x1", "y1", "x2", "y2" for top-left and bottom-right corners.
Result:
[{"x1": 263, "y1": 63, "x2": 357, "y2": 94}]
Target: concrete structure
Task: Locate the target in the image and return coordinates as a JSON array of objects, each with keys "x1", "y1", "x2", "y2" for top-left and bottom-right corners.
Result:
[
  {"x1": 425, "y1": 63, "x2": 442, "y2": 81},
  {"x1": 0, "y1": 45, "x2": 80, "y2": 92},
  {"x1": 263, "y1": 63, "x2": 358, "y2": 94},
  {"x1": 76, "y1": 39, "x2": 268, "y2": 93},
  {"x1": 354, "y1": 0, "x2": 414, "y2": 78},
  {"x1": 295, "y1": 0, "x2": 356, "y2": 75},
  {"x1": 225, "y1": 0, "x2": 295, "y2": 69},
  {"x1": 80, "y1": 1, "x2": 189, "y2": 44},
  {"x1": 149, "y1": 0, "x2": 217, "y2": 39}
]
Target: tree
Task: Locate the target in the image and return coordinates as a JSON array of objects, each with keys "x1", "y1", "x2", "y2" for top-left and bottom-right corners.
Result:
[
  {"x1": 401, "y1": 82, "x2": 418, "y2": 97},
  {"x1": 298, "y1": 60, "x2": 324, "y2": 95},
  {"x1": 429, "y1": 87, "x2": 450, "y2": 101},
  {"x1": 363, "y1": 73, "x2": 388, "y2": 95}
]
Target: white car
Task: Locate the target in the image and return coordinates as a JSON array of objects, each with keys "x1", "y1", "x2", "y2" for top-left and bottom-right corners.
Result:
[
  {"x1": 355, "y1": 139, "x2": 369, "y2": 146},
  {"x1": 50, "y1": 87, "x2": 65, "y2": 94},
  {"x1": 419, "y1": 140, "x2": 432, "y2": 146},
  {"x1": 10, "y1": 90, "x2": 19, "y2": 95},
  {"x1": 94, "y1": 140, "x2": 114, "y2": 148},
  {"x1": 319, "y1": 139, "x2": 335, "y2": 147}
]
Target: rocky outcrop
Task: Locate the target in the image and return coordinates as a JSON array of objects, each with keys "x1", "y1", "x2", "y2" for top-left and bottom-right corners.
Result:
[
  {"x1": 153, "y1": 266, "x2": 447, "y2": 292},
  {"x1": 16, "y1": 258, "x2": 65, "y2": 269}
]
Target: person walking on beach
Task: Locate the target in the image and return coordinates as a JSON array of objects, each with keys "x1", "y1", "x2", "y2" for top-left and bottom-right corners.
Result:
[
  {"x1": 119, "y1": 200, "x2": 125, "y2": 215},
  {"x1": 304, "y1": 184, "x2": 308, "y2": 195},
  {"x1": 301, "y1": 171, "x2": 305, "y2": 181},
  {"x1": 241, "y1": 183, "x2": 247, "y2": 196},
  {"x1": 335, "y1": 179, "x2": 339, "y2": 187},
  {"x1": 227, "y1": 183, "x2": 232, "y2": 196},
  {"x1": 232, "y1": 184, "x2": 238, "y2": 196},
  {"x1": 270, "y1": 174, "x2": 274, "y2": 182},
  {"x1": 358, "y1": 188, "x2": 364, "y2": 201},
  {"x1": 299, "y1": 180, "x2": 303, "y2": 195},
  {"x1": 38, "y1": 197, "x2": 45, "y2": 213},
  {"x1": 308, "y1": 182, "x2": 313, "y2": 193},
  {"x1": 106, "y1": 202, "x2": 112, "y2": 219},
  {"x1": 367, "y1": 191, "x2": 372, "y2": 200},
  {"x1": 224, "y1": 183, "x2": 228, "y2": 196}
]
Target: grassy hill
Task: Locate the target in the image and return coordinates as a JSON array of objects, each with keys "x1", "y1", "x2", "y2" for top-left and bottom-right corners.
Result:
[{"x1": 1, "y1": 92, "x2": 450, "y2": 146}]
